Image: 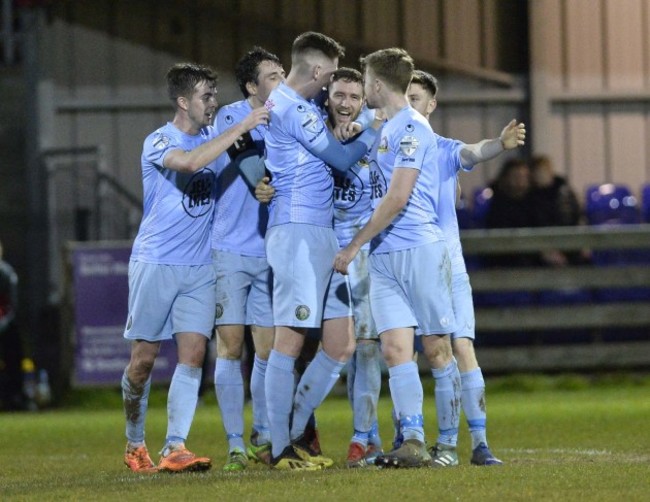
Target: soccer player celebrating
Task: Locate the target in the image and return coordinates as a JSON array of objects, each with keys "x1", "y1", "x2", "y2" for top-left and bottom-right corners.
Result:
[
  {"x1": 121, "y1": 62, "x2": 268, "y2": 473},
  {"x1": 404, "y1": 70, "x2": 525, "y2": 466},
  {"x1": 211, "y1": 46, "x2": 285, "y2": 472},
  {"x1": 334, "y1": 48, "x2": 456, "y2": 468},
  {"x1": 326, "y1": 69, "x2": 385, "y2": 467},
  {"x1": 259, "y1": 68, "x2": 386, "y2": 467},
  {"x1": 263, "y1": 32, "x2": 381, "y2": 470}
]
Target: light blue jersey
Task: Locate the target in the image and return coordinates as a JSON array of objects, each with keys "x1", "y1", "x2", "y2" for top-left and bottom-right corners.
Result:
[
  {"x1": 434, "y1": 134, "x2": 473, "y2": 275},
  {"x1": 264, "y1": 82, "x2": 377, "y2": 228},
  {"x1": 131, "y1": 122, "x2": 218, "y2": 266},
  {"x1": 211, "y1": 100, "x2": 268, "y2": 258},
  {"x1": 369, "y1": 106, "x2": 444, "y2": 253},
  {"x1": 333, "y1": 158, "x2": 372, "y2": 249}
]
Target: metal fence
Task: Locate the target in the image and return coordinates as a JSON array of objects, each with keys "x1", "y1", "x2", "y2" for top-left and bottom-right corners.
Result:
[{"x1": 42, "y1": 147, "x2": 141, "y2": 300}]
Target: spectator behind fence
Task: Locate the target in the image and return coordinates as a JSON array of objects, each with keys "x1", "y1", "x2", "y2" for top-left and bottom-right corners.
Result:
[
  {"x1": 484, "y1": 158, "x2": 538, "y2": 267},
  {"x1": 529, "y1": 155, "x2": 581, "y2": 227},
  {"x1": 529, "y1": 155, "x2": 590, "y2": 266}
]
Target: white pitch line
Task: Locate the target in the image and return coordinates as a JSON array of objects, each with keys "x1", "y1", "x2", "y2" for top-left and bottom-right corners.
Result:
[{"x1": 501, "y1": 448, "x2": 611, "y2": 456}]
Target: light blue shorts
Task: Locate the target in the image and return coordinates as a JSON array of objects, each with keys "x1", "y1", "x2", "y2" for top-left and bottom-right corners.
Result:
[
  {"x1": 305, "y1": 271, "x2": 352, "y2": 340},
  {"x1": 450, "y1": 272, "x2": 475, "y2": 340},
  {"x1": 348, "y1": 248, "x2": 377, "y2": 340},
  {"x1": 265, "y1": 223, "x2": 338, "y2": 328},
  {"x1": 370, "y1": 241, "x2": 456, "y2": 336},
  {"x1": 124, "y1": 261, "x2": 216, "y2": 342},
  {"x1": 212, "y1": 249, "x2": 273, "y2": 328},
  {"x1": 325, "y1": 270, "x2": 352, "y2": 320}
]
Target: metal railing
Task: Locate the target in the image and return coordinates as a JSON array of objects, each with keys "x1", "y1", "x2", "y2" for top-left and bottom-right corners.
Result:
[
  {"x1": 459, "y1": 225, "x2": 650, "y2": 372},
  {"x1": 41, "y1": 146, "x2": 142, "y2": 299}
]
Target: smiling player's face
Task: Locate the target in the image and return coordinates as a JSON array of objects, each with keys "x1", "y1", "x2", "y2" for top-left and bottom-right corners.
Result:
[{"x1": 327, "y1": 79, "x2": 363, "y2": 127}]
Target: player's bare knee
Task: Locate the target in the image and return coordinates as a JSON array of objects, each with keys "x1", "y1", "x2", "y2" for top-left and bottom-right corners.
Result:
[
  {"x1": 179, "y1": 350, "x2": 206, "y2": 368},
  {"x1": 216, "y1": 343, "x2": 243, "y2": 360},
  {"x1": 382, "y1": 344, "x2": 412, "y2": 367},
  {"x1": 127, "y1": 358, "x2": 155, "y2": 384},
  {"x1": 251, "y1": 326, "x2": 274, "y2": 360},
  {"x1": 422, "y1": 335, "x2": 453, "y2": 368},
  {"x1": 323, "y1": 336, "x2": 355, "y2": 361},
  {"x1": 452, "y1": 337, "x2": 478, "y2": 371}
]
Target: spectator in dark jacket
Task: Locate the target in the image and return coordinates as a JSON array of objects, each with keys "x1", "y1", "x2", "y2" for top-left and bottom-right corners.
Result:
[
  {"x1": 529, "y1": 155, "x2": 590, "y2": 266},
  {"x1": 529, "y1": 155, "x2": 581, "y2": 227},
  {"x1": 484, "y1": 158, "x2": 538, "y2": 267}
]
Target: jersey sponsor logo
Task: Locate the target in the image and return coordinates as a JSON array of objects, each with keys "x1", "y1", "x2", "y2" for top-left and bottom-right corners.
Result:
[
  {"x1": 378, "y1": 136, "x2": 388, "y2": 153},
  {"x1": 182, "y1": 168, "x2": 216, "y2": 218},
  {"x1": 397, "y1": 155, "x2": 416, "y2": 163},
  {"x1": 369, "y1": 161, "x2": 387, "y2": 200},
  {"x1": 295, "y1": 305, "x2": 311, "y2": 321},
  {"x1": 399, "y1": 135, "x2": 419, "y2": 157},
  {"x1": 333, "y1": 169, "x2": 363, "y2": 210},
  {"x1": 152, "y1": 133, "x2": 170, "y2": 150}
]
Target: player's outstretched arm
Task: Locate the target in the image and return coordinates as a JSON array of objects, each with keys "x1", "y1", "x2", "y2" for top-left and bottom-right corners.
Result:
[
  {"x1": 164, "y1": 107, "x2": 269, "y2": 173},
  {"x1": 459, "y1": 119, "x2": 526, "y2": 167}
]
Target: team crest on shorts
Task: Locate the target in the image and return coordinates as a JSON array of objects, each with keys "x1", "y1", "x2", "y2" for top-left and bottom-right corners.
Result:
[
  {"x1": 215, "y1": 303, "x2": 224, "y2": 319},
  {"x1": 295, "y1": 305, "x2": 311, "y2": 321}
]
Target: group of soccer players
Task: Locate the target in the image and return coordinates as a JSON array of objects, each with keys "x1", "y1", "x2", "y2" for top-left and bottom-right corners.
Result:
[{"x1": 120, "y1": 30, "x2": 525, "y2": 473}]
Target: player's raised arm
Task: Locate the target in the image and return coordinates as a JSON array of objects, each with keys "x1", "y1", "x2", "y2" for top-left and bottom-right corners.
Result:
[{"x1": 459, "y1": 119, "x2": 526, "y2": 167}]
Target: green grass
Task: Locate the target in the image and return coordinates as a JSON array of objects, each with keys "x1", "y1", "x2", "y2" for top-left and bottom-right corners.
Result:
[{"x1": 2, "y1": 375, "x2": 650, "y2": 501}]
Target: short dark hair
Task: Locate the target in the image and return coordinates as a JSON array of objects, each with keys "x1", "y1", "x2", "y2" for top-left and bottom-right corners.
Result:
[
  {"x1": 166, "y1": 62, "x2": 218, "y2": 103},
  {"x1": 360, "y1": 48, "x2": 414, "y2": 93},
  {"x1": 411, "y1": 70, "x2": 438, "y2": 98},
  {"x1": 498, "y1": 158, "x2": 529, "y2": 182},
  {"x1": 331, "y1": 67, "x2": 363, "y2": 86},
  {"x1": 291, "y1": 31, "x2": 345, "y2": 62},
  {"x1": 235, "y1": 46, "x2": 282, "y2": 98}
]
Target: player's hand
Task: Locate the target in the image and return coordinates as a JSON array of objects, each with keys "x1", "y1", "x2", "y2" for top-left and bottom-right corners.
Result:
[
  {"x1": 499, "y1": 119, "x2": 526, "y2": 150},
  {"x1": 255, "y1": 177, "x2": 275, "y2": 204},
  {"x1": 242, "y1": 107, "x2": 269, "y2": 131},
  {"x1": 333, "y1": 122, "x2": 362, "y2": 141},
  {"x1": 333, "y1": 245, "x2": 358, "y2": 275}
]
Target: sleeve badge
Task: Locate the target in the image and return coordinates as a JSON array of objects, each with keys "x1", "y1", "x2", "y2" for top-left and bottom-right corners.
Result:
[{"x1": 399, "y1": 135, "x2": 419, "y2": 156}]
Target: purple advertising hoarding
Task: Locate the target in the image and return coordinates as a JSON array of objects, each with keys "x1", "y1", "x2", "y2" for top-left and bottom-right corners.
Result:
[{"x1": 71, "y1": 244, "x2": 178, "y2": 386}]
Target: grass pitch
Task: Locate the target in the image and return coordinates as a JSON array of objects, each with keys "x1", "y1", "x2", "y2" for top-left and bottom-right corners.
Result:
[{"x1": 2, "y1": 374, "x2": 649, "y2": 501}]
